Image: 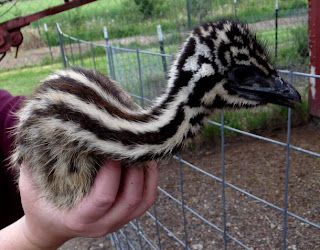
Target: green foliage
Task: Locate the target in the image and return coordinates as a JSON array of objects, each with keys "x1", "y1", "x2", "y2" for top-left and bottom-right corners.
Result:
[
  {"x1": 291, "y1": 23, "x2": 309, "y2": 58},
  {"x1": 203, "y1": 97, "x2": 309, "y2": 139},
  {"x1": 279, "y1": 0, "x2": 308, "y2": 10},
  {"x1": 68, "y1": 8, "x2": 86, "y2": 26},
  {"x1": 0, "y1": 64, "x2": 61, "y2": 96},
  {"x1": 0, "y1": 0, "x2": 309, "y2": 48},
  {"x1": 12, "y1": 4, "x2": 22, "y2": 18},
  {"x1": 202, "y1": 83, "x2": 309, "y2": 138},
  {"x1": 40, "y1": 45, "x2": 106, "y2": 67},
  {"x1": 0, "y1": 0, "x2": 311, "y2": 136},
  {"x1": 131, "y1": 0, "x2": 173, "y2": 19},
  {"x1": 270, "y1": 24, "x2": 309, "y2": 71},
  {"x1": 190, "y1": 0, "x2": 212, "y2": 23},
  {"x1": 133, "y1": 0, "x2": 154, "y2": 18}
]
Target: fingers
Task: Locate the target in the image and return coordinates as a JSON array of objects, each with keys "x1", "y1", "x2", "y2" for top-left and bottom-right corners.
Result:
[
  {"x1": 64, "y1": 160, "x2": 158, "y2": 237},
  {"x1": 73, "y1": 160, "x2": 122, "y2": 222},
  {"x1": 109, "y1": 161, "x2": 159, "y2": 233},
  {"x1": 127, "y1": 161, "x2": 159, "y2": 219},
  {"x1": 19, "y1": 159, "x2": 157, "y2": 239},
  {"x1": 104, "y1": 166, "x2": 145, "y2": 220},
  {"x1": 99, "y1": 161, "x2": 158, "y2": 233}
]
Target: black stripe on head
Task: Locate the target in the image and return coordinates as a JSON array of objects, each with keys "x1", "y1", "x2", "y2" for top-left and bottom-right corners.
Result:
[
  {"x1": 187, "y1": 73, "x2": 224, "y2": 108},
  {"x1": 234, "y1": 53, "x2": 249, "y2": 63},
  {"x1": 217, "y1": 42, "x2": 232, "y2": 68},
  {"x1": 249, "y1": 48, "x2": 274, "y2": 76},
  {"x1": 227, "y1": 22, "x2": 251, "y2": 45}
]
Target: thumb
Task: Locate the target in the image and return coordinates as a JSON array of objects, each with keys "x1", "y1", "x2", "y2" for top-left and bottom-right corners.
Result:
[{"x1": 19, "y1": 163, "x2": 40, "y2": 206}]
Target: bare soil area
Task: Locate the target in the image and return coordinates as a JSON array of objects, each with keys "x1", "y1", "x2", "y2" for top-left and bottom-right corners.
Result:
[{"x1": 59, "y1": 123, "x2": 320, "y2": 250}]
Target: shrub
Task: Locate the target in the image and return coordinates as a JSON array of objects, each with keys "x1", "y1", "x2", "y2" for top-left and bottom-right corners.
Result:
[
  {"x1": 133, "y1": 0, "x2": 166, "y2": 18},
  {"x1": 291, "y1": 23, "x2": 309, "y2": 59}
]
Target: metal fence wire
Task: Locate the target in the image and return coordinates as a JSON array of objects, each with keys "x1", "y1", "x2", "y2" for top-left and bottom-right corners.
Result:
[
  {"x1": 56, "y1": 19, "x2": 320, "y2": 249},
  {"x1": 0, "y1": 1, "x2": 318, "y2": 248},
  {"x1": 0, "y1": 0, "x2": 309, "y2": 73}
]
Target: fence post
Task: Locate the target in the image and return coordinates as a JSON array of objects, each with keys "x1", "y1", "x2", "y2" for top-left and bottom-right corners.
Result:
[
  {"x1": 308, "y1": 0, "x2": 320, "y2": 118},
  {"x1": 77, "y1": 38, "x2": 84, "y2": 67},
  {"x1": 56, "y1": 23, "x2": 67, "y2": 68},
  {"x1": 282, "y1": 72, "x2": 293, "y2": 250},
  {"x1": 157, "y1": 25, "x2": 168, "y2": 77},
  {"x1": 90, "y1": 42, "x2": 97, "y2": 70},
  {"x1": 186, "y1": 0, "x2": 191, "y2": 29},
  {"x1": 220, "y1": 110, "x2": 228, "y2": 249},
  {"x1": 44, "y1": 23, "x2": 53, "y2": 59},
  {"x1": 234, "y1": 0, "x2": 238, "y2": 17},
  {"x1": 103, "y1": 26, "x2": 112, "y2": 78},
  {"x1": 177, "y1": 153, "x2": 189, "y2": 249},
  {"x1": 136, "y1": 50, "x2": 144, "y2": 108},
  {"x1": 35, "y1": 20, "x2": 42, "y2": 40},
  {"x1": 68, "y1": 36, "x2": 75, "y2": 65},
  {"x1": 275, "y1": 0, "x2": 279, "y2": 59},
  {"x1": 110, "y1": 47, "x2": 116, "y2": 80}
]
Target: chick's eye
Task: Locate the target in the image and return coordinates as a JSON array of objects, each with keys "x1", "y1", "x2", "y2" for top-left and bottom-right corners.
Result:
[
  {"x1": 229, "y1": 66, "x2": 258, "y2": 83},
  {"x1": 234, "y1": 68, "x2": 253, "y2": 80}
]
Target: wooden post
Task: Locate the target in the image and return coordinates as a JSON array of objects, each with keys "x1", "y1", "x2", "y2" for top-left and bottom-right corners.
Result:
[{"x1": 308, "y1": 0, "x2": 320, "y2": 118}]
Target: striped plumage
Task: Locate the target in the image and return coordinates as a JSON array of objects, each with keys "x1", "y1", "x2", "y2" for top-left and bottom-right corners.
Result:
[{"x1": 11, "y1": 20, "x2": 301, "y2": 208}]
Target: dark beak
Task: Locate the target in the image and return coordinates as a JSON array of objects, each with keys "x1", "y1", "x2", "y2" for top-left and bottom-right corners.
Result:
[
  {"x1": 230, "y1": 76, "x2": 302, "y2": 108},
  {"x1": 261, "y1": 77, "x2": 301, "y2": 107}
]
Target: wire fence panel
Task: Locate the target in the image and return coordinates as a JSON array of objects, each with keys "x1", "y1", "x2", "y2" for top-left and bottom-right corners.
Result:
[
  {"x1": 56, "y1": 19, "x2": 320, "y2": 249},
  {"x1": 0, "y1": 1, "x2": 308, "y2": 75},
  {"x1": 1, "y1": 1, "x2": 318, "y2": 249}
]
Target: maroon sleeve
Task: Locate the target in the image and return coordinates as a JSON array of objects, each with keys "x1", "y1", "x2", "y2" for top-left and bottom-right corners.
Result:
[
  {"x1": 0, "y1": 89, "x2": 25, "y2": 229},
  {"x1": 0, "y1": 89, "x2": 25, "y2": 159}
]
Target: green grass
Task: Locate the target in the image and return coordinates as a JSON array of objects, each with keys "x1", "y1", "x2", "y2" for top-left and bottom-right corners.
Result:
[
  {"x1": 0, "y1": 46, "x2": 309, "y2": 139},
  {"x1": 202, "y1": 99, "x2": 309, "y2": 138},
  {"x1": 0, "y1": 0, "x2": 308, "y2": 47},
  {"x1": 257, "y1": 26, "x2": 294, "y2": 45},
  {"x1": 0, "y1": 64, "x2": 61, "y2": 96},
  {"x1": 0, "y1": 0, "x2": 120, "y2": 22},
  {"x1": 71, "y1": 45, "x2": 310, "y2": 135},
  {"x1": 0, "y1": 0, "x2": 310, "y2": 137}
]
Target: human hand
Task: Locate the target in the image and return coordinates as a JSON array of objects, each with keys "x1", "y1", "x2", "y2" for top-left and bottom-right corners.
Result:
[{"x1": 18, "y1": 160, "x2": 158, "y2": 249}]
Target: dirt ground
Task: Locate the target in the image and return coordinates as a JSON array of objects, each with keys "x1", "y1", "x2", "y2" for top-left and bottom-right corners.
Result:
[{"x1": 59, "y1": 123, "x2": 320, "y2": 250}]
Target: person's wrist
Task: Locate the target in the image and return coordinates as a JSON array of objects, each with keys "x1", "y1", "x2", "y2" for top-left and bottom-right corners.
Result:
[{"x1": 20, "y1": 216, "x2": 69, "y2": 249}]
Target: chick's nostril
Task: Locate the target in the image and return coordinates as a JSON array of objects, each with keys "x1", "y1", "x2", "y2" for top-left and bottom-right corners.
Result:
[{"x1": 283, "y1": 89, "x2": 290, "y2": 93}]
